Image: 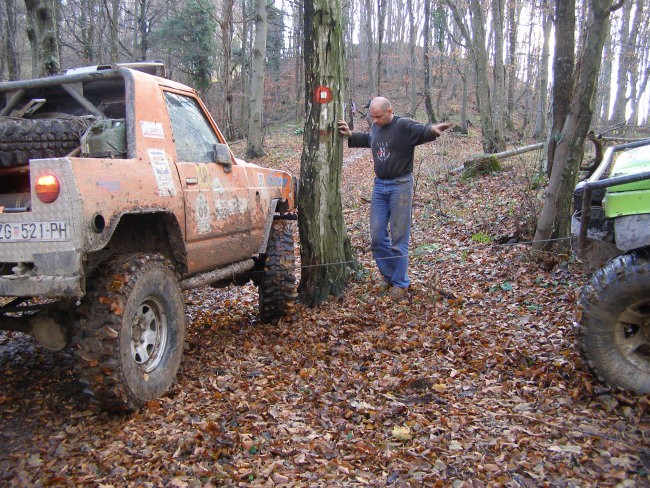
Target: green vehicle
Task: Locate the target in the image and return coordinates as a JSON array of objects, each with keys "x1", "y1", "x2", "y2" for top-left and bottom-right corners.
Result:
[{"x1": 572, "y1": 138, "x2": 650, "y2": 393}]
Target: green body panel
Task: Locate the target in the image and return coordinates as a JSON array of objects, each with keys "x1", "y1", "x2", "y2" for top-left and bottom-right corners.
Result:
[
  {"x1": 604, "y1": 189, "x2": 650, "y2": 218},
  {"x1": 604, "y1": 144, "x2": 650, "y2": 217}
]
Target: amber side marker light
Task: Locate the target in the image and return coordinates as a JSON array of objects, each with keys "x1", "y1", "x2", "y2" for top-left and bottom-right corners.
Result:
[{"x1": 35, "y1": 174, "x2": 60, "y2": 203}]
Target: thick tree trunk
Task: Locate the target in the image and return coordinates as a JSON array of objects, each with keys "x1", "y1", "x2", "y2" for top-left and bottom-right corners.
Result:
[
  {"x1": 546, "y1": 0, "x2": 575, "y2": 177},
  {"x1": 24, "y1": 0, "x2": 60, "y2": 77},
  {"x1": 298, "y1": 0, "x2": 357, "y2": 307},
  {"x1": 533, "y1": 0, "x2": 621, "y2": 253},
  {"x1": 246, "y1": 0, "x2": 267, "y2": 158}
]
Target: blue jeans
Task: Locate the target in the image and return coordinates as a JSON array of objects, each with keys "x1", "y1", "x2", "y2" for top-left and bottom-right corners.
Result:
[{"x1": 370, "y1": 175, "x2": 414, "y2": 288}]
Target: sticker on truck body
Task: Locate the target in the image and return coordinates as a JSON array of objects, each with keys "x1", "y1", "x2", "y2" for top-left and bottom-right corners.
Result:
[
  {"x1": 140, "y1": 121, "x2": 165, "y2": 139},
  {"x1": 147, "y1": 148, "x2": 177, "y2": 196},
  {"x1": 195, "y1": 193, "x2": 211, "y2": 234}
]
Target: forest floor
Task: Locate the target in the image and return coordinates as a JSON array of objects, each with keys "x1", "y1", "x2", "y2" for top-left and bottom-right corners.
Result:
[{"x1": 1, "y1": 127, "x2": 649, "y2": 487}]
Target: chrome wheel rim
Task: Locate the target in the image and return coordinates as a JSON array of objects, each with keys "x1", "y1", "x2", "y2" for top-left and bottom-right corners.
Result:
[{"x1": 130, "y1": 296, "x2": 168, "y2": 372}]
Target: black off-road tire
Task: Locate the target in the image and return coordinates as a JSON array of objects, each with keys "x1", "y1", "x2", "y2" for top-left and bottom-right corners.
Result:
[
  {"x1": 579, "y1": 252, "x2": 650, "y2": 393},
  {"x1": 74, "y1": 254, "x2": 186, "y2": 411},
  {"x1": 258, "y1": 219, "x2": 297, "y2": 323},
  {"x1": 0, "y1": 117, "x2": 87, "y2": 167}
]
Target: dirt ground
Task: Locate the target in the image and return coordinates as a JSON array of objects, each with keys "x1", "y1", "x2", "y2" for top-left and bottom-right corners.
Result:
[{"x1": 1, "y1": 130, "x2": 649, "y2": 487}]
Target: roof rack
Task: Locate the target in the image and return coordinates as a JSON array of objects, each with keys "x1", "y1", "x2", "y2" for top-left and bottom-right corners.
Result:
[{"x1": 0, "y1": 61, "x2": 166, "y2": 94}]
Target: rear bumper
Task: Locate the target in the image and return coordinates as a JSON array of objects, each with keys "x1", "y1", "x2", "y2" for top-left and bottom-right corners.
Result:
[
  {"x1": 0, "y1": 274, "x2": 83, "y2": 297},
  {"x1": 0, "y1": 250, "x2": 85, "y2": 297}
]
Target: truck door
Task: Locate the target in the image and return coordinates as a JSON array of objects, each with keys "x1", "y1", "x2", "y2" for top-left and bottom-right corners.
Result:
[{"x1": 163, "y1": 91, "x2": 254, "y2": 272}]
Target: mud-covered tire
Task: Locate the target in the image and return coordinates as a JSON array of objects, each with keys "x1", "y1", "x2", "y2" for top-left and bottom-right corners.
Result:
[
  {"x1": 258, "y1": 219, "x2": 297, "y2": 323},
  {"x1": 0, "y1": 117, "x2": 87, "y2": 167},
  {"x1": 579, "y1": 253, "x2": 650, "y2": 393},
  {"x1": 74, "y1": 254, "x2": 186, "y2": 411}
]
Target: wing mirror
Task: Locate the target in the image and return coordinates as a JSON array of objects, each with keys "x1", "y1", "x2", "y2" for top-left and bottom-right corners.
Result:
[{"x1": 213, "y1": 143, "x2": 232, "y2": 173}]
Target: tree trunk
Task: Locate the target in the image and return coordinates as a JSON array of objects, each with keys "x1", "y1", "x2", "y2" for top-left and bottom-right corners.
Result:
[
  {"x1": 533, "y1": 0, "x2": 552, "y2": 140},
  {"x1": 596, "y1": 27, "x2": 612, "y2": 123},
  {"x1": 423, "y1": 0, "x2": 435, "y2": 123},
  {"x1": 491, "y1": 0, "x2": 506, "y2": 150},
  {"x1": 623, "y1": 0, "x2": 644, "y2": 126},
  {"x1": 609, "y1": 0, "x2": 632, "y2": 125},
  {"x1": 376, "y1": 0, "x2": 385, "y2": 93},
  {"x1": 407, "y1": 0, "x2": 417, "y2": 117},
  {"x1": 1, "y1": 0, "x2": 20, "y2": 80},
  {"x1": 363, "y1": 0, "x2": 375, "y2": 94},
  {"x1": 298, "y1": 0, "x2": 357, "y2": 307},
  {"x1": 221, "y1": 0, "x2": 236, "y2": 139},
  {"x1": 110, "y1": 0, "x2": 120, "y2": 62},
  {"x1": 546, "y1": 0, "x2": 575, "y2": 177},
  {"x1": 25, "y1": 0, "x2": 60, "y2": 77},
  {"x1": 246, "y1": 0, "x2": 267, "y2": 158},
  {"x1": 533, "y1": 0, "x2": 621, "y2": 253},
  {"x1": 446, "y1": 0, "x2": 500, "y2": 153},
  {"x1": 506, "y1": 0, "x2": 518, "y2": 130}
]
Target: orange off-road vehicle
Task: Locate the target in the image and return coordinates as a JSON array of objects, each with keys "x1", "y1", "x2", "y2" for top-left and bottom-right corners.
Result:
[{"x1": 0, "y1": 63, "x2": 297, "y2": 411}]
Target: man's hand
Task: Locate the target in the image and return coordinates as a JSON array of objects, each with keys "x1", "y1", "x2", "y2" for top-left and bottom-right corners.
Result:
[
  {"x1": 338, "y1": 119, "x2": 353, "y2": 137},
  {"x1": 432, "y1": 122, "x2": 456, "y2": 137}
]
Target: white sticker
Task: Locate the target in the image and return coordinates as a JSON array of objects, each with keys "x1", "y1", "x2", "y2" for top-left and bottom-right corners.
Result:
[
  {"x1": 141, "y1": 121, "x2": 165, "y2": 139},
  {"x1": 214, "y1": 197, "x2": 249, "y2": 219},
  {"x1": 147, "y1": 148, "x2": 176, "y2": 196},
  {"x1": 257, "y1": 173, "x2": 265, "y2": 187},
  {"x1": 195, "y1": 193, "x2": 211, "y2": 234}
]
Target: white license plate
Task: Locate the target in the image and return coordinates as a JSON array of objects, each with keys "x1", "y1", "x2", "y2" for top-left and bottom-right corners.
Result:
[{"x1": 0, "y1": 221, "x2": 70, "y2": 242}]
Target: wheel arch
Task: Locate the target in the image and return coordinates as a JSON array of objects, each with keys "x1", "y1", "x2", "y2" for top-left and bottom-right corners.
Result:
[{"x1": 86, "y1": 211, "x2": 186, "y2": 276}]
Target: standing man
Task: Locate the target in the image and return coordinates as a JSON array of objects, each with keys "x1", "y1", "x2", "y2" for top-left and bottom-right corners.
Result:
[{"x1": 338, "y1": 97, "x2": 454, "y2": 297}]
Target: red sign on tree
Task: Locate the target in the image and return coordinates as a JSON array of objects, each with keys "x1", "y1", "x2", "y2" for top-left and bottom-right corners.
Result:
[{"x1": 314, "y1": 86, "x2": 333, "y2": 104}]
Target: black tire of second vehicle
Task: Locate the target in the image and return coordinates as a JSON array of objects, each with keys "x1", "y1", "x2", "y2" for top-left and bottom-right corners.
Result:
[
  {"x1": 258, "y1": 219, "x2": 297, "y2": 323},
  {"x1": 74, "y1": 254, "x2": 186, "y2": 411},
  {"x1": 0, "y1": 117, "x2": 87, "y2": 167},
  {"x1": 579, "y1": 252, "x2": 650, "y2": 393}
]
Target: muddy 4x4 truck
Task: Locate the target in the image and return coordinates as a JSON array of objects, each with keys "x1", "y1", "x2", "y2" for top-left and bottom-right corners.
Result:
[
  {"x1": 0, "y1": 62, "x2": 297, "y2": 411},
  {"x1": 572, "y1": 138, "x2": 650, "y2": 393}
]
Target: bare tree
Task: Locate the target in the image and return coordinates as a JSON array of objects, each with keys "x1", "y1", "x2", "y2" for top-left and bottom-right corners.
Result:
[
  {"x1": 246, "y1": 0, "x2": 268, "y2": 157},
  {"x1": 298, "y1": 0, "x2": 356, "y2": 306},
  {"x1": 445, "y1": 0, "x2": 503, "y2": 153},
  {"x1": 533, "y1": 0, "x2": 624, "y2": 253},
  {"x1": 545, "y1": 0, "x2": 575, "y2": 176},
  {"x1": 533, "y1": 0, "x2": 552, "y2": 140}
]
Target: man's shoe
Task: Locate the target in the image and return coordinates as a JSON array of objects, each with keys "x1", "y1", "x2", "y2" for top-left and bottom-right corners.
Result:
[
  {"x1": 380, "y1": 281, "x2": 392, "y2": 291},
  {"x1": 388, "y1": 286, "x2": 407, "y2": 298}
]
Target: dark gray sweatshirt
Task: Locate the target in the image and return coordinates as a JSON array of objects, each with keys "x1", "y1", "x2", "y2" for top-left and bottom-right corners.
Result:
[{"x1": 348, "y1": 115, "x2": 437, "y2": 179}]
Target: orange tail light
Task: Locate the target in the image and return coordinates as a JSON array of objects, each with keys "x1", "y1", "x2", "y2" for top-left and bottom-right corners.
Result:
[{"x1": 35, "y1": 174, "x2": 60, "y2": 203}]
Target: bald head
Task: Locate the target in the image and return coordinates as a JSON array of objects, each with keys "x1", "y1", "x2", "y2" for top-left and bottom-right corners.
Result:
[{"x1": 368, "y1": 97, "x2": 394, "y2": 127}]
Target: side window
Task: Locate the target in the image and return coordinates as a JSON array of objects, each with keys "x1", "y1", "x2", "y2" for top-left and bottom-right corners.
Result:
[{"x1": 164, "y1": 92, "x2": 219, "y2": 162}]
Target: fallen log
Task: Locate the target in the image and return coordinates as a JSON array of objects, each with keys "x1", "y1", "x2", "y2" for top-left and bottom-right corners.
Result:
[{"x1": 459, "y1": 142, "x2": 544, "y2": 178}]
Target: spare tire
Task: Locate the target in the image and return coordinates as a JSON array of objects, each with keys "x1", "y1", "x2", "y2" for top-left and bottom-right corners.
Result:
[{"x1": 0, "y1": 116, "x2": 88, "y2": 167}]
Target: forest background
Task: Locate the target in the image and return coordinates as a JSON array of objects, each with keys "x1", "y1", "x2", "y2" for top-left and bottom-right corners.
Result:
[{"x1": 2, "y1": 0, "x2": 649, "y2": 144}]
